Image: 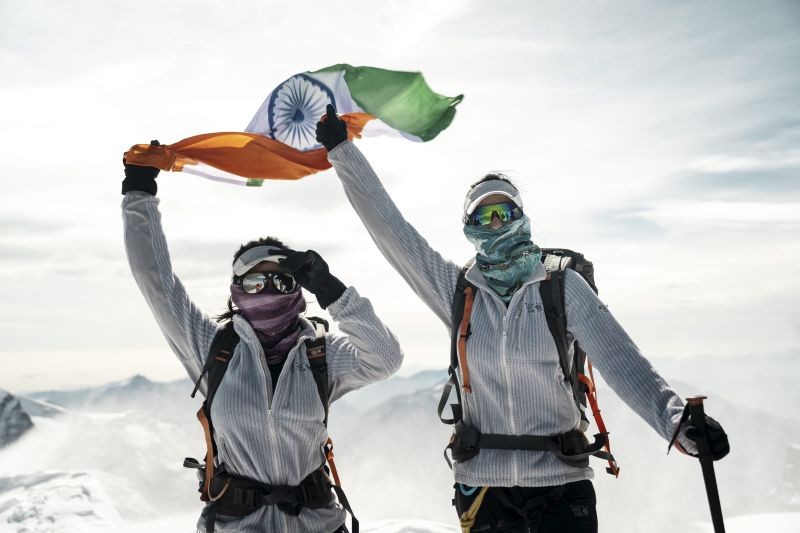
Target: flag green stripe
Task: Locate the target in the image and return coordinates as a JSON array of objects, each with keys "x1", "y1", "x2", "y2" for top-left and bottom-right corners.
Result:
[{"x1": 315, "y1": 64, "x2": 463, "y2": 141}]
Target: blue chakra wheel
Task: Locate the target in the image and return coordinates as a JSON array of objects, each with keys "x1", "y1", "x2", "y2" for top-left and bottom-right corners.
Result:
[{"x1": 267, "y1": 74, "x2": 336, "y2": 151}]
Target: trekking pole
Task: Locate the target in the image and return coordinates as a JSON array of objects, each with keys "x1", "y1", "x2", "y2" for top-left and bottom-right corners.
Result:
[{"x1": 686, "y1": 396, "x2": 725, "y2": 533}]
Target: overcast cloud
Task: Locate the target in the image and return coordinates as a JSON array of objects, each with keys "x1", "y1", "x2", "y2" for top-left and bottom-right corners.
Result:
[{"x1": 1, "y1": 0, "x2": 798, "y2": 391}]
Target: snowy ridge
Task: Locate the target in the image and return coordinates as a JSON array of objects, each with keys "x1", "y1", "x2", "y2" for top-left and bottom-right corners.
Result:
[
  {"x1": 0, "y1": 390, "x2": 34, "y2": 448},
  {"x1": 16, "y1": 395, "x2": 67, "y2": 418}
]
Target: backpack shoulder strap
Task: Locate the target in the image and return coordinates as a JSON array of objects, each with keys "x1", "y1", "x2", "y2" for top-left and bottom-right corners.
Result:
[
  {"x1": 449, "y1": 261, "x2": 474, "y2": 370},
  {"x1": 191, "y1": 321, "x2": 239, "y2": 502},
  {"x1": 539, "y1": 268, "x2": 572, "y2": 386},
  {"x1": 439, "y1": 261, "x2": 475, "y2": 425},
  {"x1": 191, "y1": 321, "x2": 240, "y2": 404},
  {"x1": 305, "y1": 317, "x2": 330, "y2": 427},
  {"x1": 539, "y1": 248, "x2": 596, "y2": 385}
]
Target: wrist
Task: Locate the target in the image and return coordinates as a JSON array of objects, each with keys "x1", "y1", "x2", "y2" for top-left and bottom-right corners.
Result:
[
  {"x1": 316, "y1": 276, "x2": 347, "y2": 309},
  {"x1": 121, "y1": 175, "x2": 157, "y2": 196}
]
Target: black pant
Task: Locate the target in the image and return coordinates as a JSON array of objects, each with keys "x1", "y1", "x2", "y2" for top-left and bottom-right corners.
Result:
[{"x1": 453, "y1": 480, "x2": 597, "y2": 532}]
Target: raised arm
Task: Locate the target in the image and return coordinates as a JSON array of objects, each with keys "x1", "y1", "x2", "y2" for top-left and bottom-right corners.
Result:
[
  {"x1": 278, "y1": 249, "x2": 402, "y2": 401},
  {"x1": 317, "y1": 106, "x2": 461, "y2": 328},
  {"x1": 324, "y1": 287, "x2": 403, "y2": 402},
  {"x1": 121, "y1": 163, "x2": 219, "y2": 387}
]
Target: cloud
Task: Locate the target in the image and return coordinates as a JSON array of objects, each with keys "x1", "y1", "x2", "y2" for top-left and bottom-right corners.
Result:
[
  {"x1": 676, "y1": 167, "x2": 800, "y2": 202},
  {"x1": 627, "y1": 200, "x2": 800, "y2": 227},
  {"x1": 2, "y1": 0, "x2": 800, "y2": 384},
  {"x1": 0, "y1": 216, "x2": 65, "y2": 234},
  {"x1": 685, "y1": 155, "x2": 800, "y2": 174}
]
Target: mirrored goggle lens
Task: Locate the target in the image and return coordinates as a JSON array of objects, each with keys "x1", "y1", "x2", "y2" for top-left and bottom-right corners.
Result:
[
  {"x1": 241, "y1": 272, "x2": 297, "y2": 294},
  {"x1": 468, "y1": 202, "x2": 522, "y2": 226}
]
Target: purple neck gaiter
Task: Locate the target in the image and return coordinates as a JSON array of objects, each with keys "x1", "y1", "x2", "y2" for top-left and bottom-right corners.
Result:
[{"x1": 230, "y1": 285, "x2": 306, "y2": 364}]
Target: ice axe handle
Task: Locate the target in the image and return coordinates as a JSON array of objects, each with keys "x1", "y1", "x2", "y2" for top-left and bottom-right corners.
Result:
[{"x1": 686, "y1": 396, "x2": 725, "y2": 533}]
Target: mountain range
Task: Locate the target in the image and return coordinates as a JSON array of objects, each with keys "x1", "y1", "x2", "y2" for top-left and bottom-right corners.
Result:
[{"x1": 1, "y1": 353, "x2": 798, "y2": 532}]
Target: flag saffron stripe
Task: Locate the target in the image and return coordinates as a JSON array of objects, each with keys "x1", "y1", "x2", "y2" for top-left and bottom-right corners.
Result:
[{"x1": 124, "y1": 113, "x2": 373, "y2": 180}]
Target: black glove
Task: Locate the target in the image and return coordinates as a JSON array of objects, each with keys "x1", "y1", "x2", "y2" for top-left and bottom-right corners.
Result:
[
  {"x1": 122, "y1": 140, "x2": 161, "y2": 196},
  {"x1": 315, "y1": 104, "x2": 348, "y2": 151},
  {"x1": 279, "y1": 250, "x2": 347, "y2": 309},
  {"x1": 685, "y1": 415, "x2": 730, "y2": 461}
]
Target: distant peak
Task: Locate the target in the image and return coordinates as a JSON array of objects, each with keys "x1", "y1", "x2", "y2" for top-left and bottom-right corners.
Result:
[{"x1": 107, "y1": 374, "x2": 152, "y2": 390}]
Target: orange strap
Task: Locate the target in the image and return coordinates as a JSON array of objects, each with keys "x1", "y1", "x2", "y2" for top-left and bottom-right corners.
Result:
[
  {"x1": 578, "y1": 360, "x2": 620, "y2": 477},
  {"x1": 458, "y1": 286, "x2": 475, "y2": 393},
  {"x1": 196, "y1": 407, "x2": 215, "y2": 501},
  {"x1": 323, "y1": 437, "x2": 342, "y2": 486}
]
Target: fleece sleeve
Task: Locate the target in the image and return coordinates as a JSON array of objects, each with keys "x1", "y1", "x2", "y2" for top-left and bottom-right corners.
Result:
[
  {"x1": 122, "y1": 192, "x2": 220, "y2": 392},
  {"x1": 562, "y1": 268, "x2": 686, "y2": 442},
  {"x1": 327, "y1": 141, "x2": 462, "y2": 329},
  {"x1": 322, "y1": 287, "x2": 404, "y2": 402}
]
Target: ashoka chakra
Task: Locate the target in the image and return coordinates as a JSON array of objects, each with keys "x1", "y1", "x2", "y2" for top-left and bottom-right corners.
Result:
[{"x1": 267, "y1": 74, "x2": 335, "y2": 151}]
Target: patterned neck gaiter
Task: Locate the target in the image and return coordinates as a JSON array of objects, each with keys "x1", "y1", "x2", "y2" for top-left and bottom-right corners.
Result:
[
  {"x1": 230, "y1": 285, "x2": 306, "y2": 364},
  {"x1": 463, "y1": 215, "x2": 542, "y2": 303}
]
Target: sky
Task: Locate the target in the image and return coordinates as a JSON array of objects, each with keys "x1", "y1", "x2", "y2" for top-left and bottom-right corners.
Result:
[{"x1": 0, "y1": 0, "x2": 798, "y2": 392}]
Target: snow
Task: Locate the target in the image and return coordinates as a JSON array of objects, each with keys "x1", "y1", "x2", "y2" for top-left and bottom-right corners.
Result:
[
  {"x1": 362, "y1": 520, "x2": 457, "y2": 532},
  {"x1": 1, "y1": 372, "x2": 799, "y2": 532},
  {"x1": 693, "y1": 512, "x2": 800, "y2": 533},
  {"x1": 0, "y1": 472, "x2": 120, "y2": 532}
]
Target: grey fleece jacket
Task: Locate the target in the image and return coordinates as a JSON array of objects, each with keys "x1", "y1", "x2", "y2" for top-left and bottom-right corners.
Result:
[
  {"x1": 122, "y1": 191, "x2": 403, "y2": 532},
  {"x1": 328, "y1": 140, "x2": 688, "y2": 488}
]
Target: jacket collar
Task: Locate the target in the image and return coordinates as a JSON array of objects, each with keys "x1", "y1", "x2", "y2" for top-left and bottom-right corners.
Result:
[
  {"x1": 464, "y1": 259, "x2": 548, "y2": 302},
  {"x1": 231, "y1": 314, "x2": 317, "y2": 354}
]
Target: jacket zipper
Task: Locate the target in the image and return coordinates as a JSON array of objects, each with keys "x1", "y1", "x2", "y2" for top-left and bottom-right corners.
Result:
[
  {"x1": 500, "y1": 311, "x2": 519, "y2": 485},
  {"x1": 466, "y1": 267, "x2": 546, "y2": 486},
  {"x1": 254, "y1": 337, "x2": 275, "y2": 410},
  {"x1": 505, "y1": 281, "x2": 543, "y2": 486}
]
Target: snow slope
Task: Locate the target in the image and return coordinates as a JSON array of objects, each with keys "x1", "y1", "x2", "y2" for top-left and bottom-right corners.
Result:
[
  {"x1": 693, "y1": 512, "x2": 800, "y2": 532},
  {"x1": 1, "y1": 365, "x2": 799, "y2": 532},
  {"x1": 0, "y1": 472, "x2": 120, "y2": 532}
]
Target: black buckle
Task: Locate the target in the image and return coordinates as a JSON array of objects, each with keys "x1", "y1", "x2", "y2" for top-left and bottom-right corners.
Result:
[
  {"x1": 559, "y1": 431, "x2": 586, "y2": 456},
  {"x1": 297, "y1": 482, "x2": 311, "y2": 503},
  {"x1": 454, "y1": 421, "x2": 480, "y2": 448}
]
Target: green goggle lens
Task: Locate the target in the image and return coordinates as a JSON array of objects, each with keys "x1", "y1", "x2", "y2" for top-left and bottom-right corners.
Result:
[{"x1": 467, "y1": 202, "x2": 523, "y2": 226}]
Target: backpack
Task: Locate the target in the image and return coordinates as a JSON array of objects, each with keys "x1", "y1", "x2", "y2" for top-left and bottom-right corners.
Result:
[
  {"x1": 185, "y1": 317, "x2": 358, "y2": 532},
  {"x1": 438, "y1": 248, "x2": 620, "y2": 476}
]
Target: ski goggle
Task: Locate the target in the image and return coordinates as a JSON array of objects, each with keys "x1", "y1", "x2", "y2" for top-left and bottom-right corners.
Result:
[
  {"x1": 235, "y1": 271, "x2": 298, "y2": 294},
  {"x1": 465, "y1": 202, "x2": 524, "y2": 226}
]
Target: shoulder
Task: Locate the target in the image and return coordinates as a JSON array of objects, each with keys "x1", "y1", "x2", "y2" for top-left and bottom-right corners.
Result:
[{"x1": 562, "y1": 268, "x2": 599, "y2": 307}]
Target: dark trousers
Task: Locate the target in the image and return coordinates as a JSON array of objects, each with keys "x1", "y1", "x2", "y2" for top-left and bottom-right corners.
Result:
[{"x1": 453, "y1": 480, "x2": 598, "y2": 533}]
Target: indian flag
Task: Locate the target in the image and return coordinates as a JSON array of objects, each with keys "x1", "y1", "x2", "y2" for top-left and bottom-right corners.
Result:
[{"x1": 124, "y1": 64, "x2": 463, "y2": 186}]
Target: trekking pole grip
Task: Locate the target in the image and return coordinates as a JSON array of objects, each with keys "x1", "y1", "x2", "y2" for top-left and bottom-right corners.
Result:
[
  {"x1": 686, "y1": 395, "x2": 726, "y2": 533},
  {"x1": 686, "y1": 396, "x2": 710, "y2": 455}
]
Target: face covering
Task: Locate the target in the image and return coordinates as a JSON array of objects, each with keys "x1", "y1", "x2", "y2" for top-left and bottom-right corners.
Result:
[
  {"x1": 230, "y1": 285, "x2": 306, "y2": 364},
  {"x1": 463, "y1": 215, "x2": 542, "y2": 302}
]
